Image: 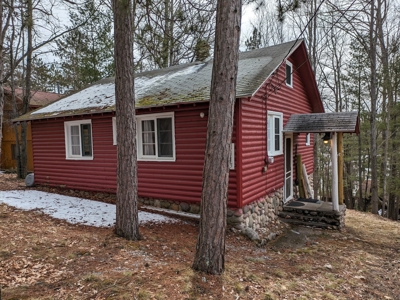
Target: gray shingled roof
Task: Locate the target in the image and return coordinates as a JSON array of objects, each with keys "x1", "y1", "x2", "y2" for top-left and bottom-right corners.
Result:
[
  {"x1": 283, "y1": 112, "x2": 359, "y2": 134},
  {"x1": 15, "y1": 40, "x2": 303, "y2": 122}
]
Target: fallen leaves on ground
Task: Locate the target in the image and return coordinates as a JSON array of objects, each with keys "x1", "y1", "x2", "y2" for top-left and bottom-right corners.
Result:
[{"x1": 0, "y1": 173, "x2": 399, "y2": 299}]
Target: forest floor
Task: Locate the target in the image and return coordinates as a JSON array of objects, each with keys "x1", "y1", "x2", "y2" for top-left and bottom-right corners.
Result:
[{"x1": 0, "y1": 173, "x2": 399, "y2": 300}]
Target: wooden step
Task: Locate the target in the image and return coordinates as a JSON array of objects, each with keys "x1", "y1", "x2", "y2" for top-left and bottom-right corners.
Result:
[{"x1": 278, "y1": 217, "x2": 340, "y2": 229}]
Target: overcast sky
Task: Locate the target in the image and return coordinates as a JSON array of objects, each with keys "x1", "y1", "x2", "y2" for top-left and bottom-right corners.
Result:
[{"x1": 41, "y1": 1, "x2": 257, "y2": 61}]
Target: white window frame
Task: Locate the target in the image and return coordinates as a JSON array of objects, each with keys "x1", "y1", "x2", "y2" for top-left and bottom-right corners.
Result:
[
  {"x1": 267, "y1": 111, "x2": 283, "y2": 157},
  {"x1": 112, "y1": 117, "x2": 117, "y2": 145},
  {"x1": 305, "y1": 133, "x2": 311, "y2": 146},
  {"x1": 286, "y1": 61, "x2": 293, "y2": 88},
  {"x1": 64, "y1": 119, "x2": 93, "y2": 160},
  {"x1": 136, "y1": 112, "x2": 176, "y2": 161}
]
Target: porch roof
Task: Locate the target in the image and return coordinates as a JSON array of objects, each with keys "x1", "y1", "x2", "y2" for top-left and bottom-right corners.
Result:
[{"x1": 283, "y1": 112, "x2": 359, "y2": 134}]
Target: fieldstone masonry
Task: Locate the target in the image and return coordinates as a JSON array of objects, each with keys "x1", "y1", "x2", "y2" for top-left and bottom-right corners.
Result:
[
  {"x1": 138, "y1": 188, "x2": 287, "y2": 241},
  {"x1": 138, "y1": 173, "x2": 344, "y2": 239},
  {"x1": 226, "y1": 189, "x2": 284, "y2": 230},
  {"x1": 279, "y1": 173, "x2": 347, "y2": 230},
  {"x1": 279, "y1": 204, "x2": 346, "y2": 230}
]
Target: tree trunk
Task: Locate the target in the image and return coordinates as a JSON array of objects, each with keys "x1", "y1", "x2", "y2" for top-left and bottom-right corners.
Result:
[
  {"x1": 113, "y1": 0, "x2": 140, "y2": 240},
  {"x1": 388, "y1": 111, "x2": 398, "y2": 220},
  {"x1": 192, "y1": 0, "x2": 241, "y2": 275},
  {"x1": 313, "y1": 134, "x2": 319, "y2": 199},
  {"x1": 363, "y1": 148, "x2": 371, "y2": 212},
  {"x1": 369, "y1": 0, "x2": 379, "y2": 214},
  {"x1": 357, "y1": 77, "x2": 362, "y2": 211},
  {"x1": 377, "y1": 0, "x2": 391, "y2": 218},
  {"x1": 7, "y1": 0, "x2": 21, "y2": 177},
  {"x1": 168, "y1": 0, "x2": 174, "y2": 66},
  {"x1": 0, "y1": 0, "x2": 13, "y2": 167},
  {"x1": 307, "y1": 0, "x2": 319, "y2": 201},
  {"x1": 0, "y1": 0, "x2": 8, "y2": 167},
  {"x1": 388, "y1": 155, "x2": 398, "y2": 220},
  {"x1": 15, "y1": 0, "x2": 33, "y2": 179},
  {"x1": 161, "y1": 0, "x2": 172, "y2": 68},
  {"x1": 344, "y1": 160, "x2": 354, "y2": 209}
]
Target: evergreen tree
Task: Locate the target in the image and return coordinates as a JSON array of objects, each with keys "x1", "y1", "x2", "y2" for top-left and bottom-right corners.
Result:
[
  {"x1": 343, "y1": 38, "x2": 371, "y2": 211},
  {"x1": 245, "y1": 27, "x2": 262, "y2": 50},
  {"x1": 192, "y1": 0, "x2": 241, "y2": 275},
  {"x1": 134, "y1": 0, "x2": 216, "y2": 70},
  {"x1": 113, "y1": 0, "x2": 140, "y2": 240},
  {"x1": 11, "y1": 57, "x2": 59, "y2": 92},
  {"x1": 55, "y1": 0, "x2": 114, "y2": 92}
]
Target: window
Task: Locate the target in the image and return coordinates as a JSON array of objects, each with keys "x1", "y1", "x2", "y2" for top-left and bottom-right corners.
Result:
[
  {"x1": 64, "y1": 120, "x2": 93, "y2": 159},
  {"x1": 137, "y1": 112, "x2": 175, "y2": 161},
  {"x1": 305, "y1": 133, "x2": 311, "y2": 146},
  {"x1": 112, "y1": 117, "x2": 117, "y2": 145},
  {"x1": 286, "y1": 61, "x2": 293, "y2": 87},
  {"x1": 267, "y1": 111, "x2": 283, "y2": 156}
]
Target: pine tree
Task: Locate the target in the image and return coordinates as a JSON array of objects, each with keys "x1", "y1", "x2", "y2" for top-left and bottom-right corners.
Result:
[
  {"x1": 113, "y1": 0, "x2": 140, "y2": 240},
  {"x1": 343, "y1": 38, "x2": 371, "y2": 211},
  {"x1": 55, "y1": 0, "x2": 114, "y2": 92},
  {"x1": 245, "y1": 27, "x2": 262, "y2": 50},
  {"x1": 192, "y1": 0, "x2": 241, "y2": 275},
  {"x1": 134, "y1": 0, "x2": 216, "y2": 70}
]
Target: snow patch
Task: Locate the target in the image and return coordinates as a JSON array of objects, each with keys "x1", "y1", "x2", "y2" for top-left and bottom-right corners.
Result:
[
  {"x1": 32, "y1": 63, "x2": 205, "y2": 115},
  {"x1": 32, "y1": 83, "x2": 116, "y2": 115},
  {"x1": 0, "y1": 190, "x2": 178, "y2": 227},
  {"x1": 135, "y1": 63, "x2": 205, "y2": 98}
]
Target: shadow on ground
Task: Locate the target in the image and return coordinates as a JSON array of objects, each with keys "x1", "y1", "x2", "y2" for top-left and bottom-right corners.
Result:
[{"x1": 269, "y1": 226, "x2": 325, "y2": 251}]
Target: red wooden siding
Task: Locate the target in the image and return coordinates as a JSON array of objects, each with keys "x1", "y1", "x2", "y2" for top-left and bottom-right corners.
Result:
[
  {"x1": 31, "y1": 102, "x2": 238, "y2": 207},
  {"x1": 239, "y1": 56, "x2": 315, "y2": 207},
  {"x1": 32, "y1": 115, "x2": 117, "y2": 192},
  {"x1": 137, "y1": 103, "x2": 237, "y2": 207}
]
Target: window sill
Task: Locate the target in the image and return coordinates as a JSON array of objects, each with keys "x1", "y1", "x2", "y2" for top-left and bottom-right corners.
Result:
[
  {"x1": 138, "y1": 157, "x2": 176, "y2": 162},
  {"x1": 268, "y1": 152, "x2": 283, "y2": 157},
  {"x1": 66, "y1": 157, "x2": 94, "y2": 160}
]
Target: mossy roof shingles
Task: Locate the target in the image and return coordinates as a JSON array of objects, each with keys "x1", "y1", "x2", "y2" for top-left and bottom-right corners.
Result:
[
  {"x1": 15, "y1": 40, "x2": 301, "y2": 122},
  {"x1": 283, "y1": 112, "x2": 360, "y2": 134}
]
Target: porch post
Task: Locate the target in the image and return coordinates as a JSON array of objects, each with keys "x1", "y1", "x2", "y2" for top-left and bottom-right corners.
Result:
[
  {"x1": 331, "y1": 133, "x2": 339, "y2": 211},
  {"x1": 337, "y1": 132, "x2": 344, "y2": 205}
]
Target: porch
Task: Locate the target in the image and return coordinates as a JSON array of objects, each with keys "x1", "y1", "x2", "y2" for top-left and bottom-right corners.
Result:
[
  {"x1": 280, "y1": 112, "x2": 359, "y2": 230},
  {"x1": 279, "y1": 198, "x2": 346, "y2": 230}
]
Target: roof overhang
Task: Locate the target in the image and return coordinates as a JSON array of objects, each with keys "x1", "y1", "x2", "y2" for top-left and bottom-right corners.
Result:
[{"x1": 283, "y1": 112, "x2": 359, "y2": 134}]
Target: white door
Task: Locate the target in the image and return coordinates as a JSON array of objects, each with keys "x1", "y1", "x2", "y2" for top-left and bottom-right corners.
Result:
[{"x1": 284, "y1": 135, "x2": 293, "y2": 202}]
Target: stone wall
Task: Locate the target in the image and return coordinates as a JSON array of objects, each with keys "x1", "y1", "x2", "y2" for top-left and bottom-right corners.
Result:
[
  {"x1": 139, "y1": 188, "x2": 285, "y2": 233},
  {"x1": 226, "y1": 189, "x2": 284, "y2": 230},
  {"x1": 139, "y1": 197, "x2": 201, "y2": 214},
  {"x1": 279, "y1": 204, "x2": 346, "y2": 230}
]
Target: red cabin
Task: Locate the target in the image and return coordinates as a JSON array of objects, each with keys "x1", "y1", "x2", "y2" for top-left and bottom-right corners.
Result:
[{"x1": 15, "y1": 40, "x2": 324, "y2": 230}]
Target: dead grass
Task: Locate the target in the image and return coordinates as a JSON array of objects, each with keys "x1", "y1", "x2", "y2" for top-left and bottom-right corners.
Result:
[{"x1": 0, "y1": 174, "x2": 400, "y2": 299}]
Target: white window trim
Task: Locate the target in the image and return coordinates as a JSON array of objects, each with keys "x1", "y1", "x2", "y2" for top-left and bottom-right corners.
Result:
[
  {"x1": 286, "y1": 61, "x2": 293, "y2": 88},
  {"x1": 112, "y1": 117, "x2": 117, "y2": 145},
  {"x1": 267, "y1": 111, "x2": 283, "y2": 157},
  {"x1": 136, "y1": 112, "x2": 176, "y2": 162},
  {"x1": 305, "y1": 133, "x2": 311, "y2": 146},
  {"x1": 64, "y1": 119, "x2": 93, "y2": 160}
]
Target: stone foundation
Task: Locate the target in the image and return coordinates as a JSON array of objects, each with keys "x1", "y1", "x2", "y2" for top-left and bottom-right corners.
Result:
[
  {"x1": 139, "y1": 197, "x2": 201, "y2": 214},
  {"x1": 139, "y1": 188, "x2": 286, "y2": 234},
  {"x1": 226, "y1": 189, "x2": 284, "y2": 230},
  {"x1": 279, "y1": 203, "x2": 346, "y2": 230}
]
